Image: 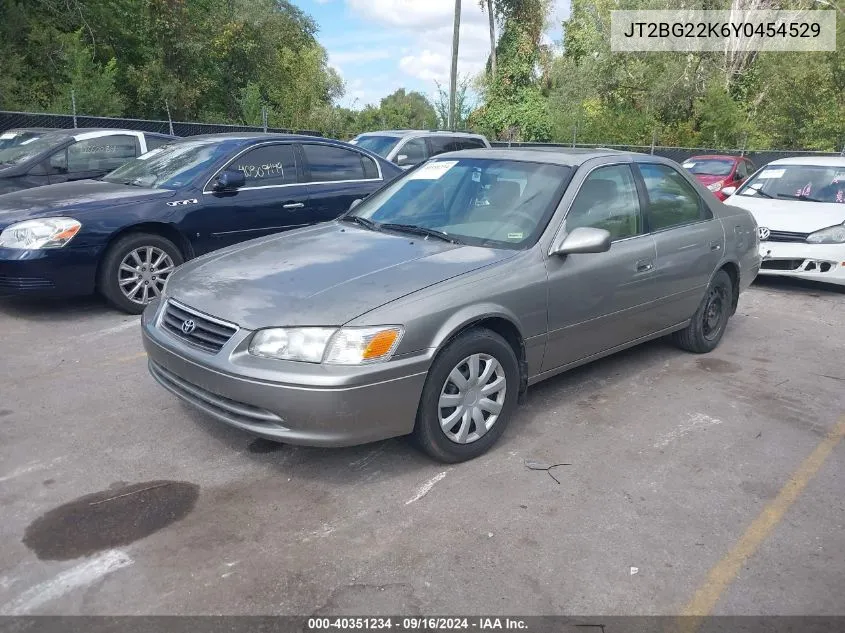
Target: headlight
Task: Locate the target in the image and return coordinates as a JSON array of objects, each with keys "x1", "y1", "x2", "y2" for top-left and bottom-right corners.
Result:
[
  {"x1": 248, "y1": 325, "x2": 404, "y2": 364},
  {"x1": 0, "y1": 217, "x2": 81, "y2": 249},
  {"x1": 249, "y1": 327, "x2": 337, "y2": 363},
  {"x1": 323, "y1": 326, "x2": 404, "y2": 365},
  {"x1": 806, "y1": 224, "x2": 845, "y2": 244},
  {"x1": 707, "y1": 182, "x2": 722, "y2": 192}
]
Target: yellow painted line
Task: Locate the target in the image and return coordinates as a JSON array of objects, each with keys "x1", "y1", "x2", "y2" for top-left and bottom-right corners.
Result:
[{"x1": 679, "y1": 416, "x2": 845, "y2": 630}]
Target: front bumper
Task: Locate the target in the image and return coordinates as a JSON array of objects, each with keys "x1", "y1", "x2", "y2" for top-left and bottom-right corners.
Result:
[
  {"x1": 758, "y1": 241, "x2": 845, "y2": 286},
  {"x1": 0, "y1": 246, "x2": 99, "y2": 297},
  {"x1": 141, "y1": 298, "x2": 432, "y2": 447}
]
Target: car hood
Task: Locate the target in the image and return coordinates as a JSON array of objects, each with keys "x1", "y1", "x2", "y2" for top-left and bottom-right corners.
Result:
[
  {"x1": 724, "y1": 195, "x2": 845, "y2": 232},
  {"x1": 0, "y1": 180, "x2": 175, "y2": 225},
  {"x1": 167, "y1": 222, "x2": 517, "y2": 329}
]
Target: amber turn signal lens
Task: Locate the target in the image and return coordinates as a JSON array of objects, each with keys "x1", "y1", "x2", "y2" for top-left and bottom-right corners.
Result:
[{"x1": 362, "y1": 330, "x2": 400, "y2": 359}]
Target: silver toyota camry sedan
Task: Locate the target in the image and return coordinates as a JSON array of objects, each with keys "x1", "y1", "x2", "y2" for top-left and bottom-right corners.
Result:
[{"x1": 141, "y1": 149, "x2": 760, "y2": 462}]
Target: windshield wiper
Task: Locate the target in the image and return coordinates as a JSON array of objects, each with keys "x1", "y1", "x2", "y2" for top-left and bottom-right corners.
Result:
[
  {"x1": 776, "y1": 192, "x2": 825, "y2": 203},
  {"x1": 340, "y1": 215, "x2": 380, "y2": 231},
  {"x1": 745, "y1": 188, "x2": 773, "y2": 198},
  {"x1": 379, "y1": 223, "x2": 460, "y2": 244}
]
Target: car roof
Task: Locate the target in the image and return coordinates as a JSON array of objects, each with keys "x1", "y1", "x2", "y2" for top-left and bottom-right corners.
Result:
[
  {"x1": 183, "y1": 132, "x2": 332, "y2": 142},
  {"x1": 357, "y1": 130, "x2": 486, "y2": 138},
  {"x1": 687, "y1": 154, "x2": 743, "y2": 161},
  {"x1": 766, "y1": 156, "x2": 845, "y2": 167},
  {"x1": 439, "y1": 147, "x2": 647, "y2": 166}
]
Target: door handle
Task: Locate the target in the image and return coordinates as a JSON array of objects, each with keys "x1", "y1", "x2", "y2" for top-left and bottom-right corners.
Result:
[
  {"x1": 282, "y1": 202, "x2": 305, "y2": 209},
  {"x1": 710, "y1": 240, "x2": 722, "y2": 251},
  {"x1": 635, "y1": 259, "x2": 654, "y2": 273}
]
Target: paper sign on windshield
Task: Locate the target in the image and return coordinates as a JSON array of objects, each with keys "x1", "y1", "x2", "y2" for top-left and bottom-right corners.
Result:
[
  {"x1": 0, "y1": 133, "x2": 16, "y2": 140},
  {"x1": 137, "y1": 148, "x2": 165, "y2": 161},
  {"x1": 758, "y1": 169, "x2": 785, "y2": 179},
  {"x1": 408, "y1": 160, "x2": 458, "y2": 180},
  {"x1": 682, "y1": 162, "x2": 696, "y2": 168}
]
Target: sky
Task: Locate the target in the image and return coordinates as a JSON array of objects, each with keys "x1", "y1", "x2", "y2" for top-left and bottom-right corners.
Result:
[{"x1": 294, "y1": 0, "x2": 572, "y2": 109}]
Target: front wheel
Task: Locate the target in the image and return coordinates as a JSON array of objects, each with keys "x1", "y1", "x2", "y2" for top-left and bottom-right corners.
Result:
[
  {"x1": 99, "y1": 233, "x2": 183, "y2": 314},
  {"x1": 413, "y1": 328, "x2": 519, "y2": 463},
  {"x1": 672, "y1": 269, "x2": 733, "y2": 354}
]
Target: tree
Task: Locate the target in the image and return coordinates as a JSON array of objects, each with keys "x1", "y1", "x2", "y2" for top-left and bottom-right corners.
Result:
[{"x1": 434, "y1": 77, "x2": 474, "y2": 129}]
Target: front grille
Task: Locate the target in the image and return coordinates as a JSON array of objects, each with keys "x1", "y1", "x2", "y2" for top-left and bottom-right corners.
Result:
[
  {"x1": 160, "y1": 300, "x2": 237, "y2": 353},
  {"x1": 149, "y1": 361, "x2": 281, "y2": 426},
  {"x1": 761, "y1": 259, "x2": 804, "y2": 271},
  {"x1": 764, "y1": 230, "x2": 809, "y2": 243},
  {"x1": 0, "y1": 275, "x2": 54, "y2": 290}
]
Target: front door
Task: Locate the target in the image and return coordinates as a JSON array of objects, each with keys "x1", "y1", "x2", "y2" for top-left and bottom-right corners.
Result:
[
  {"x1": 201, "y1": 142, "x2": 310, "y2": 252},
  {"x1": 542, "y1": 163, "x2": 660, "y2": 372},
  {"x1": 635, "y1": 162, "x2": 725, "y2": 328}
]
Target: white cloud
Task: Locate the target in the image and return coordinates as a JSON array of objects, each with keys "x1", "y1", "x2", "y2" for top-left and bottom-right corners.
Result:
[{"x1": 330, "y1": 49, "x2": 391, "y2": 66}]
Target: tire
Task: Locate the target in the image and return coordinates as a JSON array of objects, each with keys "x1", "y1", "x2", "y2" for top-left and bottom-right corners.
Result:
[
  {"x1": 413, "y1": 328, "x2": 520, "y2": 463},
  {"x1": 98, "y1": 233, "x2": 184, "y2": 314},
  {"x1": 672, "y1": 269, "x2": 733, "y2": 354}
]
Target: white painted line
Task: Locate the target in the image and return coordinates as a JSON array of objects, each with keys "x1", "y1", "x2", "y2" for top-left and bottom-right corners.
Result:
[
  {"x1": 1, "y1": 549, "x2": 133, "y2": 615},
  {"x1": 81, "y1": 318, "x2": 141, "y2": 340},
  {"x1": 654, "y1": 413, "x2": 723, "y2": 448},
  {"x1": 0, "y1": 457, "x2": 65, "y2": 484},
  {"x1": 405, "y1": 471, "x2": 448, "y2": 505}
]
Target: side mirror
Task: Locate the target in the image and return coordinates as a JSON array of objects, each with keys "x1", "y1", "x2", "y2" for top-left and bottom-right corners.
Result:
[
  {"x1": 213, "y1": 170, "x2": 246, "y2": 192},
  {"x1": 48, "y1": 151, "x2": 67, "y2": 174},
  {"x1": 349, "y1": 198, "x2": 363, "y2": 211},
  {"x1": 721, "y1": 186, "x2": 737, "y2": 197},
  {"x1": 395, "y1": 154, "x2": 410, "y2": 166},
  {"x1": 550, "y1": 227, "x2": 612, "y2": 256}
]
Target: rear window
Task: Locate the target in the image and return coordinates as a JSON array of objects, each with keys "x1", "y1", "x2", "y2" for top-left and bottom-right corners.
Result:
[{"x1": 681, "y1": 158, "x2": 735, "y2": 176}]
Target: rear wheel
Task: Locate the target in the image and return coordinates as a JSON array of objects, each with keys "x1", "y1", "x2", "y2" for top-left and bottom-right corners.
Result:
[
  {"x1": 99, "y1": 233, "x2": 183, "y2": 314},
  {"x1": 672, "y1": 269, "x2": 733, "y2": 353},
  {"x1": 413, "y1": 328, "x2": 519, "y2": 463}
]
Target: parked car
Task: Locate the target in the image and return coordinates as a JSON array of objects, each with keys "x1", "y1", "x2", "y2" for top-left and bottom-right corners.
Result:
[
  {"x1": 724, "y1": 157, "x2": 845, "y2": 286},
  {"x1": 681, "y1": 155, "x2": 755, "y2": 200},
  {"x1": 141, "y1": 149, "x2": 760, "y2": 462},
  {"x1": 350, "y1": 130, "x2": 491, "y2": 169},
  {"x1": 0, "y1": 128, "x2": 178, "y2": 195},
  {"x1": 0, "y1": 128, "x2": 55, "y2": 151},
  {"x1": 0, "y1": 133, "x2": 402, "y2": 312}
]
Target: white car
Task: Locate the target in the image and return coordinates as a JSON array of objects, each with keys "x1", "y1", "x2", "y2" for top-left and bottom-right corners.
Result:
[{"x1": 723, "y1": 156, "x2": 845, "y2": 286}]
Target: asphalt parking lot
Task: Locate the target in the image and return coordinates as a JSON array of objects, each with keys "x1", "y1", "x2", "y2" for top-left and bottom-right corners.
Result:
[{"x1": 0, "y1": 278, "x2": 843, "y2": 617}]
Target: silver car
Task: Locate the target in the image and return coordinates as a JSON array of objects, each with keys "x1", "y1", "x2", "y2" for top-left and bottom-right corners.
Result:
[{"x1": 142, "y1": 149, "x2": 760, "y2": 462}]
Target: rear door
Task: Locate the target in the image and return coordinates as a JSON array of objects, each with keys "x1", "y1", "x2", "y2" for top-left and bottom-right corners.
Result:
[
  {"x1": 300, "y1": 142, "x2": 385, "y2": 220},
  {"x1": 635, "y1": 162, "x2": 725, "y2": 328},
  {"x1": 542, "y1": 163, "x2": 660, "y2": 371},
  {"x1": 46, "y1": 134, "x2": 139, "y2": 183},
  {"x1": 200, "y1": 142, "x2": 308, "y2": 251},
  {"x1": 426, "y1": 136, "x2": 461, "y2": 159}
]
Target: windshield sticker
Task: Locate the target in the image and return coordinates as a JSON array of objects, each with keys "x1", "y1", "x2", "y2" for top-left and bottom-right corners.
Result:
[
  {"x1": 472, "y1": 170, "x2": 481, "y2": 182},
  {"x1": 836, "y1": 190, "x2": 844, "y2": 203},
  {"x1": 237, "y1": 162, "x2": 283, "y2": 179},
  {"x1": 0, "y1": 133, "x2": 17, "y2": 140},
  {"x1": 796, "y1": 183, "x2": 812, "y2": 197},
  {"x1": 507, "y1": 232, "x2": 524, "y2": 240},
  {"x1": 682, "y1": 162, "x2": 696, "y2": 168},
  {"x1": 408, "y1": 160, "x2": 458, "y2": 180},
  {"x1": 758, "y1": 169, "x2": 784, "y2": 179}
]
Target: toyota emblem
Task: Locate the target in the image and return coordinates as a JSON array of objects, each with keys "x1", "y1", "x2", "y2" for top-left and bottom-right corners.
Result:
[
  {"x1": 181, "y1": 319, "x2": 196, "y2": 334},
  {"x1": 758, "y1": 227, "x2": 770, "y2": 241}
]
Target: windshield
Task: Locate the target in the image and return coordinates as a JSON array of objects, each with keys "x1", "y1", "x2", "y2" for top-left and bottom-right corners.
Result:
[
  {"x1": 0, "y1": 133, "x2": 66, "y2": 166},
  {"x1": 682, "y1": 158, "x2": 735, "y2": 176},
  {"x1": 347, "y1": 158, "x2": 571, "y2": 249},
  {"x1": 737, "y1": 164, "x2": 845, "y2": 203},
  {"x1": 352, "y1": 135, "x2": 400, "y2": 158},
  {"x1": 102, "y1": 140, "x2": 233, "y2": 189}
]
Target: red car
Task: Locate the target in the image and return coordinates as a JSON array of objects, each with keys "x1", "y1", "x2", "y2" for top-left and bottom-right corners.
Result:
[{"x1": 681, "y1": 155, "x2": 755, "y2": 201}]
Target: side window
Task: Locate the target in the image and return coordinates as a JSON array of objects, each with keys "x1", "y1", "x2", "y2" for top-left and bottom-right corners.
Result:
[
  {"x1": 459, "y1": 138, "x2": 487, "y2": 150},
  {"x1": 638, "y1": 163, "x2": 707, "y2": 231},
  {"x1": 565, "y1": 165, "x2": 642, "y2": 241},
  {"x1": 226, "y1": 144, "x2": 298, "y2": 187},
  {"x1": 362, "y1": 154, "x2": 380, "y2": 179},
  {"x1": 396, "y1": 138, "x2": 428, "y2": 166},
  {"x1": 302, "y1": 144, "x2": 367, "y2": 182},
  {"x1": 735, "y1": 161, "x2": 748, "y2": 179},
  {"x1": 144, "y1": 135, "x2": 172, "y2": 151},
  {"x1": 67, "y1": 135, "x2": 138, "y2": 173},
  {"x1": 428, "y1": 136, "x2": 460, "y2": 157}
]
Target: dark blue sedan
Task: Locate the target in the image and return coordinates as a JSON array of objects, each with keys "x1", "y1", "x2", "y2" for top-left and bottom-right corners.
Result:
[{"x1": 0, "y1": 133, "x2": 402, "y2": 313}]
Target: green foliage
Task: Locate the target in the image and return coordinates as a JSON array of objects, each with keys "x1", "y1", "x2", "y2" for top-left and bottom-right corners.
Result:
[{"x1": 434, "y1": 77, "x2": 474, "y2": 129}]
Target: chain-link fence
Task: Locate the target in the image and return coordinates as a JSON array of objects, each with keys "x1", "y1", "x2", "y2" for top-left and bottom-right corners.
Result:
[
  {"x1": 490, "y1": 141, "x2": 845, "y2": 168},
  {"x1": 0, "y1": 110, "x2": 321, "y2": 138},
  {"x1": 3, "y1": 109, "x2": 842, "y2": 167}
]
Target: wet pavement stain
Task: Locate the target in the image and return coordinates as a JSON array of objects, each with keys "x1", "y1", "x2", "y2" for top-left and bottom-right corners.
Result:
[
  {"x1": 695, "y1": 358, "x2": 740, "y2": 373},
  {"x1": 247, "y1": 438, "x2": 285, "y2": 454},
  {"x1": 0, "y1": 409, "x2": 12, "y2": 417},
  {"x1": 23, "y1": 480, "x2": 199, "y2": 561}
]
